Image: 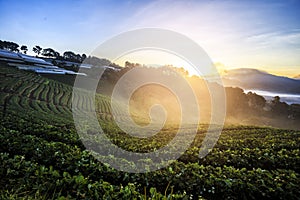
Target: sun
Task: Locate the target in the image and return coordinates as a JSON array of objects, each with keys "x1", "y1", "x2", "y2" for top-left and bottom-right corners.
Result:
[{"x1": 114, "y1": 49, "x2": 204, "y2": 76}]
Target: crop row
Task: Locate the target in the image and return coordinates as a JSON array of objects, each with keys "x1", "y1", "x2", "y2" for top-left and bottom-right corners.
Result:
[
  {"x1": 1, "y1": 117, "x2": 299, "y2": 199},
  {"x1": 1, "y1": 65, "x2": 151, "y2": 124}
]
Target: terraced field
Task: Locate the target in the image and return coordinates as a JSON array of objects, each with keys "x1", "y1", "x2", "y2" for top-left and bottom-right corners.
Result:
[{"x1": 0, "y1": 63, "x2": 123, "y2": 123}]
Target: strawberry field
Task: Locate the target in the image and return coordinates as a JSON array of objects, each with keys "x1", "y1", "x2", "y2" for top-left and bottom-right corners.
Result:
[{"x1": 0, "y1": 64, "x2": 299, "y2": 199}]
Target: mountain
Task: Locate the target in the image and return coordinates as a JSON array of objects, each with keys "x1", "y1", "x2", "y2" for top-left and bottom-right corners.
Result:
[
  {"x1": 222, "y1": 68, "x2": 300, "y2": 94},
  {"x1": 294, "y1": 74, "x2": 300, "y2": 80}
]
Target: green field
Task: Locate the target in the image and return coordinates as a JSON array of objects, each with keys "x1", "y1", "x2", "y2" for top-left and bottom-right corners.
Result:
[{"x1": 0, "y1": 64, "x2": 299, "y2": 199}]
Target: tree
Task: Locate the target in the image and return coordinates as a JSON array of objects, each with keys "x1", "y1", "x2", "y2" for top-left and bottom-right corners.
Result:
[
  {"x1": 225, "y1": 87, "x2": 248, "y2": 115},
  {"x1": 75, "y1": 54, "x2": 82, "y2": 62},
  {"x1": 10, "y1": 42, "x2": 19, "y2": 52},
  {"x1": 63, "y1": 51, "x2": 83, "y2": 62},
  {"x1": 0, "y1": 40, "x2": 19, "y2": 52},
  {"x1": 81, "y1": 54, "x2": 87, "y2": 62},
  {"x1": 247, "y1": 92, "x2": 266, "y2": 109},
  {"x1": 33, "y1": 46, "x2": 42, "y2": 56},
  {"x1": 270, "y1": 96, "x2": 289, "y2": 115},
  {"x1": 125, "y1": 61, "x2": 138, "y2": 68},
  {"x1": 63, "y1": 51, "x2": 76, "y2": 61},
  {"x1": 42, "y1": 48, "x2": 60, "y2": 58},
  {"x1": 54, "y1": 51, "x2": 60, "y2": 58},
  {"x1": 20, "y1": 45, "x2": 28, "y2": 54},
  {"x1": 272, "y1": 96, "x2": 280, "y2": 104}
]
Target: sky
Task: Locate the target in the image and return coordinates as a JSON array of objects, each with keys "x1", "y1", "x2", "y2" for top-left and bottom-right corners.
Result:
[{"x1": 0, "y1": 0, "x2": 300, "y2": 77}]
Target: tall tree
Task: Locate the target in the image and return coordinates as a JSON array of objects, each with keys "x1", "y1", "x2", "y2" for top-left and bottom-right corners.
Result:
[
  {"x1": 20, "y1": 45, "x2": 28, "y2": 54},
  {"x1": 33, "y1": 46, "x2": 42, "y2": 56}
]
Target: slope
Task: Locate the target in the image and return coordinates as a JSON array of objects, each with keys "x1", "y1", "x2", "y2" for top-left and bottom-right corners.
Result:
[
  {"x1": 222, "y1": 68, "x2": 300, "y2": 94},
  {"x1": 0, "y1": 62, "x2": 119, "y2": 124}
]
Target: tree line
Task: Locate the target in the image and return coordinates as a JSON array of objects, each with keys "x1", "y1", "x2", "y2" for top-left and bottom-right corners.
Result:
[
  {"x1": 0, "y1": 39, "x2": 86, "y2": 63},
  {"x1": 93, "y1": 62, "x2": 300, "y2": 127}
]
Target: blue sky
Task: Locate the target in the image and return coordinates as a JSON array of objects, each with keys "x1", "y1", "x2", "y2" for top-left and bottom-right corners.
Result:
[{"x1": 0, "y1": 0, "x2": 299, "y2": 76}]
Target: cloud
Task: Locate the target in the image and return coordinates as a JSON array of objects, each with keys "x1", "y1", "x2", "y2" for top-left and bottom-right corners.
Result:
[
  {"x1": 115, "y1": 0, "x2": 300, "y2": 76},
  {"x1": 245, "y1": 30, "x2": 300, "y2": 50}
]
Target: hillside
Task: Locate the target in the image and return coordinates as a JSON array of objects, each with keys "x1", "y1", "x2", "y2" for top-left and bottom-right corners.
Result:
[
  {"x1": 222, "y1": 68, "x2": 300, "y2": 94},
  {"x1": 0, "y1": 62, "x2": 124, "y2": 124},
  {"x1": 1, "y1": 62, "x2": 300, "y2": 199}
]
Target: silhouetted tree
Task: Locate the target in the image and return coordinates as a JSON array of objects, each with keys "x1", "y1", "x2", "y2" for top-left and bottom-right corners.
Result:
[
  {"x1": 272, "y1": 96, "x2": 280, "y2": 104},
  {"x1": 42, "y1": 48, "x2": 59, "y2": 58},
  {"x1": 20, "y1": 45, "x2": 28, "y2": 54},
  {"x1": 63, "y1": 51, "x2": 83, "y2": 62},
  {"x1": 63, "y1": 51, "x2": 75, "y2": 61},
  {"x1": 247, "y1": 92, "x2": 266, "y2": 109},
  {"x1": 33, "y1": 46, "x2": 42, "y2": 56},
  {"x1": 75, "y1": 54, "x2": 82, "y2": 62},
  {"x1": 0, "y1": 40, "x2": 19, "y2": 52},
  {"x1": 226, "y1": 87, "x2": 248, "y2": 115},
  {"x1": 270, "y1": 96, "x2": 289, "y2": 115},
  {"x1": 1, "y1": 40, "x2": 9, "y2": 50},
  {"x1": 81, "y1": 54, "x2": 87, "y2": 61},
  {"x1": 125, "y1": 61, "x2": 142, "y2": 68},
  {"x1": 54, "y1": 51, "x2": 60, "y2": 58}
]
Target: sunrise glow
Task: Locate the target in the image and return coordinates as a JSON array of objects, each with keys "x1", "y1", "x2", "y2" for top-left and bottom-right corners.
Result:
[{"x1": 1, "y1": 0, "x2": 299, "y2": 77}]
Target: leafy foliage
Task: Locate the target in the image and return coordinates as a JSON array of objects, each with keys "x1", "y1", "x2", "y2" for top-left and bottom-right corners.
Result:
[
  {"x1": 0, "y1": 63, "x2": 299, "y2": 199},
  {"x1": 0, "y1": 40, "x2": 19, "y2": 52}
]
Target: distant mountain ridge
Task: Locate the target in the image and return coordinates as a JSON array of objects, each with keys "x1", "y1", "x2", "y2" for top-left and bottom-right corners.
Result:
[
  {"x1": 294, "y1": 74, "x2": 300, "y2": 79},
  {"x1": 222, "y1": 68, "x2": 300, "y2": 94}
]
